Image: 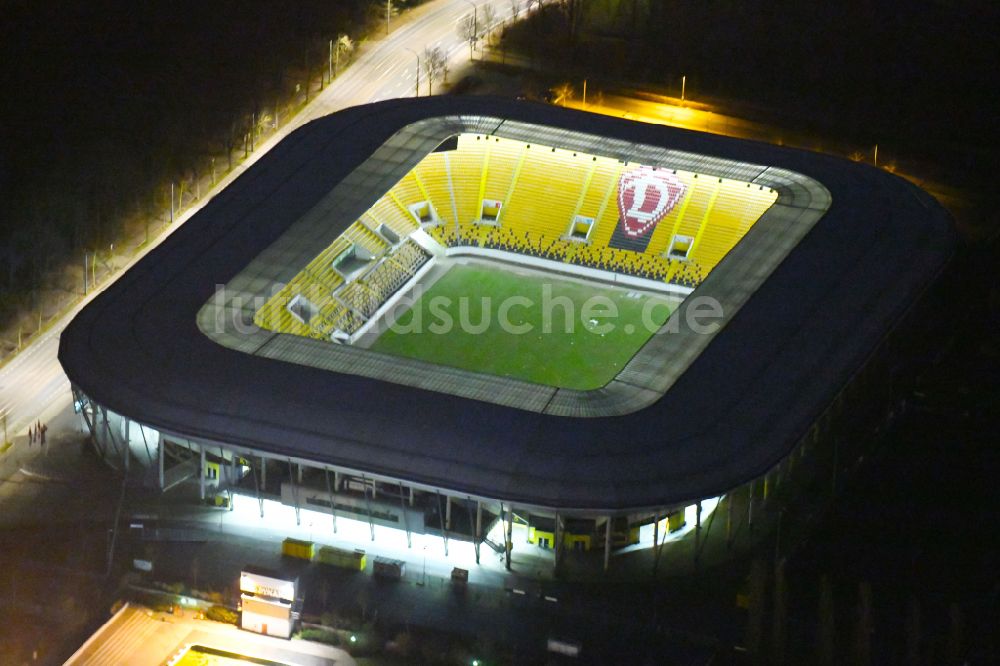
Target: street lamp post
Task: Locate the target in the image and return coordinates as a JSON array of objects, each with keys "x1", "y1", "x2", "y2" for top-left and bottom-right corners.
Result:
[
  {"x1": 405, "y1": 47, "x2": 420, "y2": 97},
  {"x1": 681, "y1": 75, "x2": 686, "y2": 102}
]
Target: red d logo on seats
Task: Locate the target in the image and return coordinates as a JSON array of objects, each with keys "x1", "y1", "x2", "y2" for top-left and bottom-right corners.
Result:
[{"x1": 617, "y1": 167, "x2": 686, "y2": 238}]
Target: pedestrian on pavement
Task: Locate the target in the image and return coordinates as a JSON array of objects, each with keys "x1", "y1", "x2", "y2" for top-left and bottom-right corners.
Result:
[
  {"x1": 28, "y1": 426, "x2": 33, "y2": 444},
  {"x1": 41, "y1": 423, "x2": 46, "y2": 446}
]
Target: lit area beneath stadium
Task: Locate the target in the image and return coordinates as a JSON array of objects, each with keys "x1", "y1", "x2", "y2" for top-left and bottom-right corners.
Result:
[
  {"x1": 75, "y1": 392, "x2": 731, "y2": 578},
  {"x1": 231, "y1": 493, "x2": 497, "y2": 581},
  {"x1": 224, "y1": 491, "x2": 720, "y2": 583}
]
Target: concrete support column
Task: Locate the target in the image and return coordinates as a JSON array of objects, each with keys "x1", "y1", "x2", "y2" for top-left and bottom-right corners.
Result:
[
  {"x1": 158, "y1": 437, "x2": 165, "y2": 490},
  {"x1": 474, "y1": 501, "x2": 482, "y2": 564},
  {"x1": 297, "y1": 464, "x2": 303, "y2": 484},
  {"x1": 324, "y1": 467, "x2": 337, "y2": 533},
  {"x1": 603, "y1": 516, "x2": 613, "y2": 572},
  {"x1": 76, "y1": 391, "x2": 101, "y2": 457},
  {"x1": 137, "y1": 422, "x2": 153, "y2": 465},
  {"x1": 436, "y1": 490, "x2": 449, "y2": 557},
  {"x1": 409, "y1": 486, "x2": 414, "y2": 506},
  {"x1": 252, "y1": 456, "x2": 264, "y2": 518},
  {"x1": 334, "y1": 471, "x2": 340, "y2": 492},
  {"x1": 122, "y1": 416, "x2": 132, "y2": 474},
  {"x1": 101, "y1": 407, "x2": 112, "y2": 457},
  {"x1": 123, "y1": 419, "x2": 131, "y2": 472},
  {"x1": 502, "y1": 503, "x2": 512, "y2": 571},
  {"x1": 726, "y1": 493, "x2": 734, "y2": 548},
  {"x1": 362, "y1": 475, "x2": 375, "y2": 541},
  {"x1": 445, "y1": 495, "x2": 452, "y2": 531},
  {"x1": 553, "y1": 513, "x2": 563, "y2": 572},
  {"x1": 653, "y1": 511, "x2": 660, "y2": 551},
  {"x1": 260, "y1": 456, "x2": 266, "y2": 490},
  {"x1": 695, "y1": 501, "x2": 703, "y2": 561},
  {"x1": 199, "y1": 447, "x2": 206, "y2": 500},
  {"x1": 398, "y1": 482, "x2": 411, "y2": 548},
  {"x1": 288, "y1": 460, "x2": 301, "y2": 526}
]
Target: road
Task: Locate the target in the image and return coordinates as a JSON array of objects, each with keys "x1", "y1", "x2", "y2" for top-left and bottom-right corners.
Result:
[{"x1": 0, "y1": 0, "x2": 521, "y2": 460}]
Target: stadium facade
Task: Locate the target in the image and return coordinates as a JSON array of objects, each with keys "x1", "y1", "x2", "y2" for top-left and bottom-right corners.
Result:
[{"x1": 58, "y1": 97, "x2": 955, "y2": 571}]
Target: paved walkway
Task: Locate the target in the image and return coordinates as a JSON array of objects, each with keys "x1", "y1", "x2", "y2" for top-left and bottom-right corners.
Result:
[{"x1": 66, "y1": 603, "x2": 355, "y2": 666}]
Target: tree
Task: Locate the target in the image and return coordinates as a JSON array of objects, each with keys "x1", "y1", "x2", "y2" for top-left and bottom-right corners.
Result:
[
  {"x1": 904, "y1": 596, "x2": 921, "y2": 666},
  {"x1": 551, "y1": 82, "x2": 574, "y2": 105},
  {"x1": 556, "y1": 0, "x2": 583, "y2": 45},
  {"x1": 947, "y1": 603, "x2": 964, "y2": 666},
  {"x1": 509, "y1": 0, "x2": 521, "y2": 19},
  {"x1": 817, "y1": 576, "x2": 836, "y2": 665},
  {"x1": 334, "y1": 34, "x2": 354, "y2": 77},
  {"x1": 458, "y1": 13, "x2": 477, "y2": 60},
  {"x1": 745, "y1": 558, "x2": 768, "y2": 662},
  {"x1": 481, "y1": 3, "x2": 497, "y2": 37},
  {"x1": 771, "y1": 558, "x2": 787, "y2": 665},
  {"x1": 422, "y1": 46, "x2": 446, "y2": 95},
  {"x1": 854, "y1": 581, "x2": 873, "y2": 666}
]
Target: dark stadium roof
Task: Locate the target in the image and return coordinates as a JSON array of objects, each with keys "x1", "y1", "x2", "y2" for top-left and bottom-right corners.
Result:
[{"x1": 58, "y1": 96, "x2": 955, "y2": 513}]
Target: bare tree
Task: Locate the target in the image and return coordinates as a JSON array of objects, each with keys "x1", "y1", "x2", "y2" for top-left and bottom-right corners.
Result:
[
  {"x1": 817, "y1": 575, "x2": 836, "y2": 665},
  {"x1": 854, "y1": 581, "x2": 873, "y2": 666},
  {"x1": 551, "y1": 82, "x2": 574, "y2": 106},
  {"x1": 458, "y1": 13, "x2": 477, "y2": 60},
  {"x1": 481, "y1": 3, "x2": 501, "y2": 51},
  {"x1": 556, "y1": 0, "x2": 583, "y2": 44},
  {"x1": 422, "y1": 46, "x2": 446, "y2": 95},
  {"x1": 509, "y1": 0, "x2": 521, "y2": 19},
  {"x1": 481, "y1": 3, "x2": 497, "y2": 34}
]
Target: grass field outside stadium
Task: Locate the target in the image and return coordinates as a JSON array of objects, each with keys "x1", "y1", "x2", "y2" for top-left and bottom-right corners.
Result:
[{"x1": 369, "y1": 263, "x2": 676, "y2": 390}]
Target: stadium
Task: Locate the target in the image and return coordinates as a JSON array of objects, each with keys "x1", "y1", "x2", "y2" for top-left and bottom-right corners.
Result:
[{"x1": 58, "y1": 96, "x2": 954, "y2": 574}]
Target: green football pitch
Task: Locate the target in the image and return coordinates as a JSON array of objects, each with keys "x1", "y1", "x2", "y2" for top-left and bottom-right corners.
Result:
[{"x1": 369, "y1": 263, "x2": 675, "y2": 390}]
